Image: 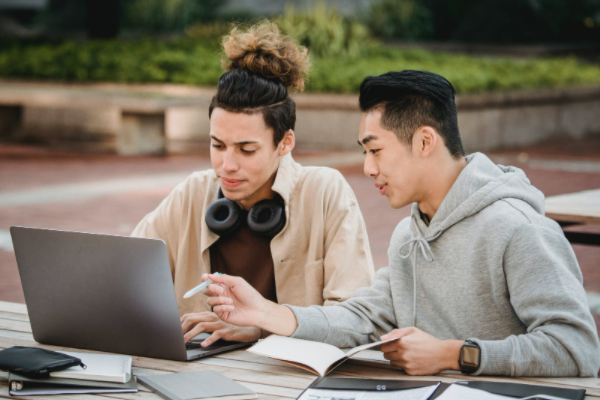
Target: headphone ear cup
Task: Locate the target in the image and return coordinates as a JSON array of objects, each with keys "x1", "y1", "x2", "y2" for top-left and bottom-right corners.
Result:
[
  {"x1": 247, "y1": 199, "x2": 286, "y2": 238},
  {"x1": 205, "y1": 198, "x2": 243, "y2": 236}
]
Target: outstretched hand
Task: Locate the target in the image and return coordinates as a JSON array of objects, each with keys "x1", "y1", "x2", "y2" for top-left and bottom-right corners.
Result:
[
  {"x1": 202, "y1": 273, "x2": 269, "y2": 327},
  {"x1": 202, "y1": 273, "x2": 299, "y2": 336}
]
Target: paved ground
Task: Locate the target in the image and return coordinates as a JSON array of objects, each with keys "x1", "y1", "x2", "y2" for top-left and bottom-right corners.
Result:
[{"x1": 1, "y1": 138, "x2": 600, "y2": 332}]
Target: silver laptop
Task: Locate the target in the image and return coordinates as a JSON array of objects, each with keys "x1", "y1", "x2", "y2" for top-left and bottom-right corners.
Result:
[{"x1": 10, "y1": 226, "x2": 252, "y2": 361}]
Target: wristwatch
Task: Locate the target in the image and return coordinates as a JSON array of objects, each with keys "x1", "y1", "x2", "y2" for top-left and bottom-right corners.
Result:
[{"x1": 458, "y1": 340, "x2": 481, "y2": 374}]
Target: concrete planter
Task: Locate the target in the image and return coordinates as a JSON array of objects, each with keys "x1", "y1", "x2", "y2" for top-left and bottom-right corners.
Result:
[
  {"x1": 1, "y1": 81, "x2": 599, "y2": 154},
  {"x1": 288, "y1": 87, "x2": 600, "y2": 151}
]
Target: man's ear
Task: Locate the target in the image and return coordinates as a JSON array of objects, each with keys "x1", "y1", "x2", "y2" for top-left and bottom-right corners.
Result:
[
  {"x1": 415, "y1": 126, "x2": 438, "y2": 157},
  {"x1": 278, "y1": 129, "x2": 295, "y2": 156}
]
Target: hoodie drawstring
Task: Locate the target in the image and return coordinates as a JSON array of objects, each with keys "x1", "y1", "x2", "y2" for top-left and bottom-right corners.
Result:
[{"x1": 398, "y1": 222, "x2": 441, "y2": 327}]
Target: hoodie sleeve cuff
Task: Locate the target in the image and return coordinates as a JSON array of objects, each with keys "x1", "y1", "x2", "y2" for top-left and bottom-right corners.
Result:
[
  {"x1": 285, "y1": 305, "x2": 330, "y2": 342},
  {"x1": 469, "y1": 338, "x2": 513, "y2": 376}
]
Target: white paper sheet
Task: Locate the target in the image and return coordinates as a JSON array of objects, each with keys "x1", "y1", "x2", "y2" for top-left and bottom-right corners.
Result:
[
  {"x1": 435, "y1": 384, "x2": 511, "y2": 400},
  {"x1": 347, "y1": 350, "x2": 388, "y2": 363},
  {"x1": 297, "y1": 386, "x2": 438, "y2": 400}
]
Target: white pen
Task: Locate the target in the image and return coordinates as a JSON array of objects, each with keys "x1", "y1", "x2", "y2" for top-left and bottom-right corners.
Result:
[{"x1": 183, "y1": 273, "x2": 221, "y2": 299}]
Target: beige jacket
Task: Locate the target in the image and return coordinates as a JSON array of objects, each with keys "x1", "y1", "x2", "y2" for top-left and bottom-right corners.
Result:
[{"x1": 132, "y1": 154, "x2": 375, "y2": 316}]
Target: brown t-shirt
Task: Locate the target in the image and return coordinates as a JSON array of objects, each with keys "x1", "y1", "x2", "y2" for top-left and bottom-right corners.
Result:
[{"x1": 209, "y1": 211, "x2": 278, "y2": 303}]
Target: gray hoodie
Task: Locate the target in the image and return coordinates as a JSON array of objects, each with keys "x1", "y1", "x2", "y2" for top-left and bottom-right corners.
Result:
[{"x1": 288, "y1": 153, "x2": 600, "y2": 377}]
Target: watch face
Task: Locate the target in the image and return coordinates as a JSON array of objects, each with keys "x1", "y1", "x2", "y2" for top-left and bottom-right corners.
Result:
[{"x1": 462, "y1": 346, "x2": 480, "y2": 367}]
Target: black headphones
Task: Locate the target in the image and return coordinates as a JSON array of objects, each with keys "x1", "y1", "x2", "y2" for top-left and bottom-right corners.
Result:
[{"x1": 205, "y1": 188, "x2": 286, "y2": 238}]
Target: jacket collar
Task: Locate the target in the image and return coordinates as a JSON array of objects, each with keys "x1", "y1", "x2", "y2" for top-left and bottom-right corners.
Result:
[{"x1": 271, "y1": 153, "x2": 302, "y2": 207}]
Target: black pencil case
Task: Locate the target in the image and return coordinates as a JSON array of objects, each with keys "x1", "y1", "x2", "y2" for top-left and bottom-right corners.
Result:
[{"x1": 0, "y1": 346, "x2": 86, "y2": 377}]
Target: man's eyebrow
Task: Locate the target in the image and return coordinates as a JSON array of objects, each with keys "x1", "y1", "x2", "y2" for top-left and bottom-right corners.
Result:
[
  {"x1": 360, "y1": 135, "x2": 378, "y2": 145},
  {"x1": 209, "y1": 136, "x2": 258, "y2": 146}
]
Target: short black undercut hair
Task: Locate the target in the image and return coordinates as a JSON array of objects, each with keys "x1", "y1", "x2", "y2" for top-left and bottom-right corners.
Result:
[{"x1": 359, "y1": 70, "x2": 465, "y2": 159}]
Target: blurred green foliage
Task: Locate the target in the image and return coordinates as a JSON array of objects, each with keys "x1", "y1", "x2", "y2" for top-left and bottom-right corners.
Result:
[
  {"x1": 310, "y1": 48, "x2": 600, "y2": 93},
  {"x1": 0, "y1": 39, "x2": 222, "y2": 85},
  {"x1": 274, "y1": 3, "x2": 371, "y2": 58},
  {"x1": 364, "y1": 0, "x2": 434, "y2": 40},
  {"x1": 1, "y1": 38, "x2": 599, "y2": 93},
  {"x1": 37, "y1": 0, "x2": 228, "y2": 36},
  {"x1": 31, "y1": 0, "x2": 600, "y2": 44},
  {"x1": 185, "y1": 21, "x2": 233, "y2": 42},
  {"x1": 3, "y1": 1, "x2": 600, "y2": 93},
  {"x1": 367, "y1": 0, "x2": 600, "y2": 43},
  {"x1": 121, "y1": 0, "x2": 223, "y2": 34}
]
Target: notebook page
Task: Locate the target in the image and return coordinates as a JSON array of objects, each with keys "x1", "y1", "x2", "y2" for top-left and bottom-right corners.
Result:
[
  {"x1": 348, "y1": 350, "x2": 387, "y2": 362},
  {"x1": 435, "y1": 384, "x2": 511, "y2": 400},
  {"x1": 298, "y1": 386, "x2": 438, "y2": 400},
  {"x1": 248, "y1": 335, "x2": 346, "y2": 376},
  {"x1": 344, "y1": 337, "x2": 399, "y2": 358}
]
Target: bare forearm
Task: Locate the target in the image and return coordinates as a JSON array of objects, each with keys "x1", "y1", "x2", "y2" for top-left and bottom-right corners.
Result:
[{"x1": 257, "y1": 301, "x2": 298, "y2": 336}]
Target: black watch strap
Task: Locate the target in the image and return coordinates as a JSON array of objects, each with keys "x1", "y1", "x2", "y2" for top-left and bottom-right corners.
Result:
[{"x1": 459, "y1": 340, "x2": 481, "y2": 374}]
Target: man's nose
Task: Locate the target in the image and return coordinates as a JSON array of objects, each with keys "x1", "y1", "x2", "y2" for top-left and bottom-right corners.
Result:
[
  {"x1": 222, "y1": 150, "x2": 239, "y2": 172},
  {"x1": 363, "y1": 155, "x2": 378, "y2": 177}
]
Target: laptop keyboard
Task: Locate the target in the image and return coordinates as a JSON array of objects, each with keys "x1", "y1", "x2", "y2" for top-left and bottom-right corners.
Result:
[{"x1": 185, "y1": 341, "x2": 204, "y2": 350}]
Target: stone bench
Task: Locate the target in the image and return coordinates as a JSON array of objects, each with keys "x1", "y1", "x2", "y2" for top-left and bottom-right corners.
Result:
[{"x1": 0, "y1": 84, "x2": 211, "y2": 155}]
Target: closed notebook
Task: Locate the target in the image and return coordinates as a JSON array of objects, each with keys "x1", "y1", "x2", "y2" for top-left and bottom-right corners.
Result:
[
  {"x1": 138, "y1": 371, "x2": 257, "y2": 400},
  {"x1": 8, "y1": 372, "x2": 138, "y2": 396},
  {"x1": 50, "y1": 351, "x2": 132, "y2": 383}
]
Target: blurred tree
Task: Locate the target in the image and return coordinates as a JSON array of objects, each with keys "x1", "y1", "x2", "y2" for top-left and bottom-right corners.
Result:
[
  {"x1": 36, "y1": 0, "x2": 227, "y2": 38},
  {"x1": 534, "y1": 0, "x2": 600, "y2": 42},
  {"x1": 425, "y1": 0, "x2": 600, "y2": 43},
  {"x1": 451, "y1": 0, "x2": 551, "y2": 43},
  {"x1": 365, "y1": 0, "x2": 600, "y2": 44},
  {"x1": 38, "y1": 0, "x2": 87, "y2": 35},
  {"x1": 364, "y1": 0, "x2": 434, "y2": 40},
  {"x1": 276, "y1": 2, "x2": 372, "y2": 59},
  {"x1": 122, "y1": 0, "x2": 225, "y2": 34},
  {"x1": 88, "y1": 0, "x2": 119, "y2": 39}
]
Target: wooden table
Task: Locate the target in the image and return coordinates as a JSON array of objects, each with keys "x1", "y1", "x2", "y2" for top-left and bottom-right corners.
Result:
[
  {"x1": 546, "y1": 189, "x2": 600, "y2": 246},
  {"x1": 1, "y1": 301, "x2": 600, "y2": 399}
]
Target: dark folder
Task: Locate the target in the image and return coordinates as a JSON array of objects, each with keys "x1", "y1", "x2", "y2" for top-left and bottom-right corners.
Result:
[
  {"x1": 429, "y1": 380, "x2": 586, "y2": 400},
  {"x1": 299, "y1": 377, "x2": 441, "y2": 399}
]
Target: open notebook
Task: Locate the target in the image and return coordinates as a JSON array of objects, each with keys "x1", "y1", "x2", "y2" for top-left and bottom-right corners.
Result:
[{"x1": 247, "y1": 335, "x2": 397, "y2": 376}]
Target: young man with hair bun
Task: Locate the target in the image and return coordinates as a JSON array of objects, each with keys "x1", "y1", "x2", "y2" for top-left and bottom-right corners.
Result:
[
  {"x1": 132, "y1": 22, "x2": 374, "y2": 347},
  {"x1": 202, "y1": 70, "x2": 600, "y2": 377}
]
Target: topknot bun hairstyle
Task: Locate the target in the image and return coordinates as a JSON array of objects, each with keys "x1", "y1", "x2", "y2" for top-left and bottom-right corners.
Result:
[
  {"x1": 222, "y1": 22, "x2": 310, "y2": 91},
  {"x1": 209, "y1": 21, "x2": 311, "y2": 146}
]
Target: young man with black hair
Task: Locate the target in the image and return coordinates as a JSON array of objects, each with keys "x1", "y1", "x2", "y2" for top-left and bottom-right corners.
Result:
[{"x1": 202, "y1": 70, "x2": 600, "y2": 377}]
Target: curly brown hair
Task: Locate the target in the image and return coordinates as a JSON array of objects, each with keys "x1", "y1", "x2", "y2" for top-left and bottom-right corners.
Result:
[{"x1": 221, "y1": 21, "x2": 310, "y2": 91}]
